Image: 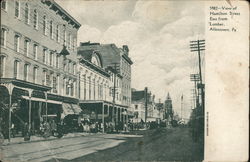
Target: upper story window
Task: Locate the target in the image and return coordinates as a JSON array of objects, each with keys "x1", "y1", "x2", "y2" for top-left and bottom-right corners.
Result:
[
  {"x1": 56, "y1": 55, "x2": 60, "y2": 68},
  {"x1": 24, "y1": 39, "x2": 30, "y2": 56},
  {"x1": 1, "y1": 0, "x2": 7, "y2": 11},
  {"x1": 56, "y1": 25, "x2": 60, "y2": 42},
  {"x1": 25, "y1": 3, "x2": 30, "y2": 24},
  {"x1": 68, "y1": 33, "x2": 71, "y2": 48},
  {"x1": 50, "y1": 20, "x2": 53, "y2": 39},
  {"x1": 1, "y1": 28, "x2": 7, "y2": 47},
  {"x1": 43, "y1": 48, "x2": 47, "y2": 64},
  {"x1": 63, "y1": 29, "x2": 66, "y2": 46},
  {"x1": 73, "y1": 63, "x2": 76, "y2": 74},
  {"x1": 33, "y1": 66, "x2": 38, "y2": 83},
  {"x1": 43, "y1": 16, "x2": 47, "y2": 35},
  {"x1": 15, "y1": 1, "x2": 20, "y2": 18},
  {"x1": 24, "y1": 64, "x2": 29, "y2": 81},
  {"x1": 0, "y1": 55, "x2": 6, "y2": 78},
  {"x1": 49, "y1": 51, "x2": 53, "y2": 66},
  {"x1": 13, "y1": 60, "x2": 20, "y2": 79},
  {"x1": 14, "y1": 35, "x2": 20, "y2": 52},
  {"x1": 33, "y1": 44, "x2": 38, "y2": 60},
  {"x1": 33, "y1": 9, "x2": 38, "y2": 29}
]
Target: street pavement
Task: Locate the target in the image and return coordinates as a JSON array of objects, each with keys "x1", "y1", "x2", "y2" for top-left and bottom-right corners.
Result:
[
  {"x1": 0, "y1": 127, "x2": 203, "y2": 162},
  {"x1": 0, "y1": 133, "x2": 142, "y2": 162}
]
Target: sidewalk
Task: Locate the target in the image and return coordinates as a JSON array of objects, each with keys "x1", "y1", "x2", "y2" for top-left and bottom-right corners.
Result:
[{"x1": 1, "y1": 132, "x2": 102, "y2": 146}]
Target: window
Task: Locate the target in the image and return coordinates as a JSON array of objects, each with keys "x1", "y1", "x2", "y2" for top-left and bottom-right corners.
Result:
[
  {"x1": 66, "y1": 80, "x2": 69, "y2": 95},
  {"x1": 73, "y1": 38, "x2": 76, "y2": 51},
  {"x1": 50, "y1": 20, "x2": 53, "y2": 39},
  {"x1": 68, "y1": 61, "x2": 71, "y2": 72},
  {"x1": 33, "y1": 44, "x2": 37, "y2": 59},
  {"x1": 14, "y1": 35, "x2": 20, "y2": 52},
  {"x1": 43, "y1": 16, "x2": 47, "y2": 35},
  {"x1": 63, "y1": 29, "x2": 66, "y2": 45},
  {"x1": 135, "y1": 105, "x2": 138, "y2": 110},
  {"x1": 1, "y1": 0, "x2": 7, "y2": 11},
  {"x1": 13, "y1": 60, "x2": 19, "y2": 79},
  {"x1": 33, "y1": 9, "x2": 38, "y2": 29},
  {"x1": 56, "y1": 25, "x2": 59, "y2": 42},
  {"x1": 52, "y1": 76, "x2": 57, "y2": 93},
  {"x1": 24, "y1": 64, "x2": 29, "y2": 81},
  {"x1": 24, "y1": 39, "x2": 30, "y2": 56},
  {"x1": 1, "y1": 28, "x2": 7, "y2": 47},
  {"x1": 15, "y1": 1, "x2": 20, "y2": 18},
  {"x1": 0, "y1": 56, "x2": 6, "y2": 78},
  {"x1": 63, "y1": 77, "x2": 66, "y2": 95},
  {"x1": 73, "y1": 64, "x2": 76, "y2": 74},
  {"x1": 69, "y1": 34, "x2": 71, "y2": 49},
  {"x1": 56, "y1": 55, "x2": 59, "y2": 68},
  {"x1": 43, "y1": 48, "x2": 46, "y2": 63},
  {"x1": 42, "y1": 70, "x2": 46, "y2": 85},
  {"x1": 71, "y1": 81, "x2": 74, "y2": 96},
  {"x1": 50, "y1": 51, "x2": 53, "y2": 66},
  {"x1": 25, "y1": 3, "x2": 29, "y2": 24},
  {"x1": 33, "y1": 66, "x2": 37, "y2": 83},
  {"x1": 88, "y1": 77, "x2": 91, "y2": 99},
  {"x1": 46, "y1": 72, "x2": 51, "y2": 86}
]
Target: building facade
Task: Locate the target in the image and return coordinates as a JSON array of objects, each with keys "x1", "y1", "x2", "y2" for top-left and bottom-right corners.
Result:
[
  {"x1": 0, "y1": 0, "x2": 81, "y2": 139},
  {"x1": 77, "y1": 42, "x2": 133, "y2": 125}
]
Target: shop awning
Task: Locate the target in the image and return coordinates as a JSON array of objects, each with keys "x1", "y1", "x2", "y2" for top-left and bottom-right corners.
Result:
[
  {"x1": 61, "y1": 103, "x2": 82, "y2": 119},
  {"x1": 62, "y1": 103, "x2": 75, "y2": 117},
  {"x1": 71, "y1": 104, "x2": 82, "y2": 114}
]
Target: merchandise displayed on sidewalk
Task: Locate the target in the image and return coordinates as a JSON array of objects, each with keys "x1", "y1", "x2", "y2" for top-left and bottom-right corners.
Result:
[{"x1": 0, "y1": 0, "x2": 248, "y2": 161}]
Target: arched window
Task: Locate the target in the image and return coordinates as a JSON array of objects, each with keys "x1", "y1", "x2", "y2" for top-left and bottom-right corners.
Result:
[
  {"x1": 33, "y1": 9, "x2": 38, "y2": 29},
  {"x1": 25, "y1": 3, "x2": 29, "y2": 24}
]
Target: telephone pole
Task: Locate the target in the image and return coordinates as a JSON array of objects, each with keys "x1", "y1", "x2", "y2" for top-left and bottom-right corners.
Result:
[
  {"x1": 144, "y1": 87, "x2": 148, "y2": 123},
  {"x1": 111, "y1": 63, "x2": 119, "y2": 124},
  {"x1": 190, "y1": 40, "x2": 205, "y2": 114},
  {"x1": 190, "y1": 74, "x2": 200, "y2": 108}
]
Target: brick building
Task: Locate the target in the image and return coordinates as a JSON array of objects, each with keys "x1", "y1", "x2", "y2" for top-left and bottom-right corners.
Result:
[{"x1": 0, "y1": 0, "x2": 81, "y2": 140}]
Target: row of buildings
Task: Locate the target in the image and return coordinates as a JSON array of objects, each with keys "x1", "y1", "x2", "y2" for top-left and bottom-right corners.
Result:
[
  {"x1": 0, "y1": 0, "x2": 132, "y2": 139},
  {"x1": 131, "y1": 88, "x2": 174, "y2": 125}
]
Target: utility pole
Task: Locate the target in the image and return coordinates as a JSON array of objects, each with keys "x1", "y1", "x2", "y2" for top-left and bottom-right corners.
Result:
[
  {"x1": 190, "y1": 40, "x2": 205, "y2": 114},
  {"x1": 144, "y1": 87, "x2": 148, "y2": 123},
  {"x1": 111, "y1": 63, "x2": 118, "y2": 124},
  {"x1": 190, "y1": 74, "x2": 200, "y2": 108},
  {"x1": 181, "y1": 94, "x2": 183, "y2": 120}
]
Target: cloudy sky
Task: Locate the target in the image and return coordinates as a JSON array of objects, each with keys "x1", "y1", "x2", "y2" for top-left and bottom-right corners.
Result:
[{"x1": 56, "y1": 0, "x2": 205, "y2": 119}]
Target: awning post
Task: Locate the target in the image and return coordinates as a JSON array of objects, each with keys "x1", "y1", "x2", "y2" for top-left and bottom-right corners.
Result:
[
  {"x1": 102, "y1": 103, "x2": 104, "y2": 133},
  {"x1": 8, "y1": 94, "x2": 12, "y2": 142}
]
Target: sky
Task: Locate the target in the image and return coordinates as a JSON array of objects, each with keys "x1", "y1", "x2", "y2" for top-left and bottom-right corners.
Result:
[{"x1": 56, "y1": 0, "x2": 205, "y2": 119}]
